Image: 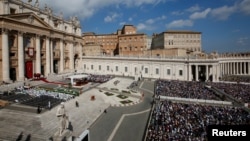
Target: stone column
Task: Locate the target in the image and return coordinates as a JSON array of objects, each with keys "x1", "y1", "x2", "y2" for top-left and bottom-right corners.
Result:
[
  {"x1": 215, "y1": 64, "x2": 218, "y2": 82},
  {"x1": 219, "y1": 64, "x2": 223, "y2": 74},
  {"x1": 187, "y1": 64, "x2": 191, "y2": 81},
  {"x1": 230, "y1": 62, "x2": 232, "y2": 75},
  {"x1": 78, "y1": 43, "x2": 83, "y2": 70},
  {"x1": 50, "y1": 40, "x2": 54, "y2": 74},
  {"x1": 222, "y1": 63, "x2": 224, "y2": 76},
  {"x1": 212, "y1": 65, "x2": 215, "y2": 82},
  {"x1": 227, "y1": 62, "x2": 230, "y2": 75},
  {"x1": 230, "y1": 62, "x2": 233, "y2": 75},
  {"x1": 206, "y1": 65, "x2": 209, "y2": 81},
  {"x1": 45, "y1": 37, "x2": 50, "y2": 76},
  {"x1": 59, "y1": 39, "x2": 64, "y2": 73},
  {"x1": 222, "y1": 63, "x2": 224, "y2": 75},
  {"x1": 224, "y1": 63, "x2": 227, "y2": 74},
  {"x1": 183, "y1": 64, "x2": 187, "y2": 81},
  {"x1": 195, "y1": 65, "x2": 199, "y2": 81},
  {"x1": 240, "y1": 62, "x2": 242, "y2": 75},
  {"x1": 18, "y1": 31, "x2": 25, "y2": 81},
  {"x1": 69, "y1": 42, "x2": 74, "y2": 71},
  {"x1": 189, "y1": 64, "x2": 192, "y2": 81},
  {"x1": 35, "y1": 35, "x2": 41, "y2": 74},
  {"x1": 2, "y1": 29, "x2": 10, "y2": 82}
]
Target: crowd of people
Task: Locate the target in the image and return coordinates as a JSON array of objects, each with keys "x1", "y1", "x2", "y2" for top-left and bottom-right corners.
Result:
[
  {"x1": 155, "y1": 80, "x2": 219, "y2": 100},
  {"x1": 23, "y1": 88, "x2": 74, "y2": 101},
  {"x1": 146, "y1": 101, "x2": 250, "y2": 141},
  {"x1": 220, "y1": 75, "x2": 250, "y2": 83},
  {"x1": 86, "y1": 74, "x2": 114, "y2": 83},
  {"x1": 210, "y1": 82, "x2": 250, "y2": 103}
]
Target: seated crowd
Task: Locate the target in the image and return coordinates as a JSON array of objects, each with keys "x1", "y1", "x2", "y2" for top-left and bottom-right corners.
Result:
[
  {"x1": 155, "y1": 80, "x2": 219, "y2": 100},
  {"x1": 0, "y1": 86, "x2": 74, "y2": 109},
  {"x1": 86, "y1": 74, "x2": 114, "y2": 83},
  {"x1": 210, "y1": 82, "x2": 250, "y2": 103},
  {"x1": 23, "y1": 88, "x2": 74, "y2": 101},
  {"x1": 146, "y1": 101, "x2": 250, "y2": 141}
]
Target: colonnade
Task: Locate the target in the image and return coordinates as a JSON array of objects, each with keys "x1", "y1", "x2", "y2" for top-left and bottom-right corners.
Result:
[
  {"x1": 188, "y1": 64, "x2": 219, "y2": 82},
  {"x1": 220, "y1": 62, "x2": 250, "y2": 76}
]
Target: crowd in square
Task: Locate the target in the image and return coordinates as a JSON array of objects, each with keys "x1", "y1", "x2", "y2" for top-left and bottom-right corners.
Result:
[
  {"x1": 155, "y1": 80, "x2": 219, "y2": 100},
  {"x1": 209, "y1": 82, "x2": 250, "y2": 103},
  {"x1": 146, "y1": 101, "x2": 250, "y2": 141}
]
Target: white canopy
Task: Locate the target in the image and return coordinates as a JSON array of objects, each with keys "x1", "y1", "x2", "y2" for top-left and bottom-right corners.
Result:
[{"x1": 66, "y1": 74, "x2": 89, "y2": 85}]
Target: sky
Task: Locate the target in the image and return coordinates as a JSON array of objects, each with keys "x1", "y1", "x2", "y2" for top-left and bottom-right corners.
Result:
[{"x1": 28, "y1": 0, "x2": 250, "y2": 53}]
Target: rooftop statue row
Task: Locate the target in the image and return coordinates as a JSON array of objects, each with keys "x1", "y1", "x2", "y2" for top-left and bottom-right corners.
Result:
[{"x1": 19, "y1": 0, "x2": 81, "y2": 27}]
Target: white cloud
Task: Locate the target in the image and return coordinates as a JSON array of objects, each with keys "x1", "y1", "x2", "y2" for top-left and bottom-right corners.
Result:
[
  {"x1": 157, "y1": 15, "x2": 167, "y2": 20},
  {"x1": 166, "y1": 19, "x2": 193, "y2": 29},
  {"x1": 189, "y1": 8, "x2": 211, "y2": 20},
  {"x1": 119, "y1": 22, "x2": 126, "y2": 26},
  {"x1": 104, "y1": 13, "x2": 119, "y2": 22},
  {"x1": 136, "y1": 15, "x2": 166, "y2": 32},
  {"x1": 237, "y1": 37, "x2": 249, "y2": 46},
  {"x1": 145, "y1": 15, "x2": 166, "y2": 24},
  {"x1": 136, "y1": 23, "x2": 155, "y2": 32},
  {"x1": 238, "y1": 0, "x2": 250, "y2": 15},
  {"x1": 122, "y1": 0, "x2": 166, "y2": 7},
  {"x1": 128, "y1": 17, "x2": 133, "y2": 21},
  {"x1": 210, "y1": 5, "x2": 236, "y2": 20},
  {"x1": 27, "y1": 0, "x2": 165, "y2": 20},
  {"x1": 137, "y1": 23, "x2": 148, "y2": 31},
  {"x1": 171, "y1": 11, "x2": 184, "y2": 16},
  {"x1": 186, "y1": 4, "x2": 201, "y2": 12},
  {"x1": 146, "y1": 19, "x2": 155, "y2": 24}
]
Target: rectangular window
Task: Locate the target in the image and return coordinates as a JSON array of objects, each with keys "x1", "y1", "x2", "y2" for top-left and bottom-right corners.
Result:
[
  {"x1": 145, "y1": 68, "x2": 148, "y2": 74},
  {"x1": 179, "y1": 70, "x2": 183, "y2": 76},
  {"x1": 99, "y1": 65, "x2": 101, "y2": 70},
  {"x1": 84, "y1": 64, "x2": 86, "y2": 69},
  {"x1": 125, "y1": 67, "x2": 128, "y2": 72},
  {"x1": 167, "y1": 69, "x2": 171, "y2": 75},
  {"x1": 91, "y1": 65, "x2": 93, "y2": 70},
  {"x1": 116, "y1": 66, "x2": 118, "y2": 72},
  {"x1": 156, "y1": 68, "x2": 159, "y2": 75},
  {"x1": 107, "y1": 66, "x2": 109, "y2": 71}
]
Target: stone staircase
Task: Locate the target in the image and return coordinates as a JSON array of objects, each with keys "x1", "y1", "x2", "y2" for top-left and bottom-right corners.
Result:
[
  {"x1": 0, "y1": 90, "x2": 110, "y2": 141},
  {"x1": 0, "y1": 109, "x2": 45, "y2": 141}
]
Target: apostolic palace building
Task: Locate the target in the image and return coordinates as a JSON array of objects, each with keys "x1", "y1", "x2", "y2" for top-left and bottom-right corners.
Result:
[{"x1": 1, "y1": 0, "x2": 250, "y2": 84}]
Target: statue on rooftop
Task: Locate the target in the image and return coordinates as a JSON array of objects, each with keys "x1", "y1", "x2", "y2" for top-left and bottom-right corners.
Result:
[
  {"x1": 44, "y1": 4, "x2": 48, "y2": 12},
  {"x1": 34, "y1": 0, "x2": 39, "y2": 8},
  {"x1": 59, "y1": 12, "x2": 63, "y2": 19}
]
